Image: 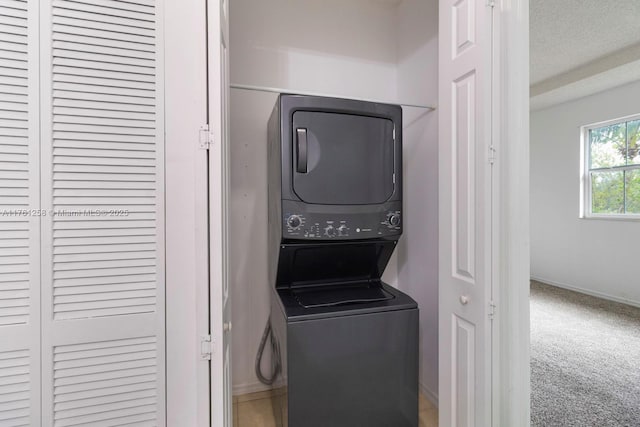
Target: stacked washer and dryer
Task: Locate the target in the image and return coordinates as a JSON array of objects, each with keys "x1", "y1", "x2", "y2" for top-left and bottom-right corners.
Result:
[{"x1": 266, "y1": 94, "x2": 419, "y2": 427}]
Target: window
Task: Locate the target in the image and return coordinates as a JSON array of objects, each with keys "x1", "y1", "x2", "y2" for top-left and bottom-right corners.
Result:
[{"x1": 582, "y1": 116, "x2": 640, "y2": 217}]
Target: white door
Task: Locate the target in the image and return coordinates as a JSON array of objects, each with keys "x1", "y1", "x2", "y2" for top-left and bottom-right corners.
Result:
[
  {"x1": 39, "y1": 0, "x2": 167, "y2": 423},
  {"x1": 0, "y1": 0, "x2": 167, "y2": 424},
  {"x1": 0, "y1": 1, "x2": 40, "y2": 425},
  {"x1": 439, "y1": 0, "x2": 494, "y2": 426},
  {"x1": 208, "y1": 0, "x2": 231, "y2": 426}
]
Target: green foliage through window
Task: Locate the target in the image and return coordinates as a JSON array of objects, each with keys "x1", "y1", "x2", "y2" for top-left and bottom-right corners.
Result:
[{"x1": 588, "y1": 118, "x2": 640, "y2": 215}]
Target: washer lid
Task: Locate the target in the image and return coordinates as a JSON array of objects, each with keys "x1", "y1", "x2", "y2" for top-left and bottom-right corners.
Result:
[
  {"x1": 293, "y1": 282, "x2": 394, "y2": 309},
  {"x1": 274, "y1": 282, "x2": 418, "y2": 322},
  {"x1": 275, "y1": 240, "x2": 397, "y2": 288}
]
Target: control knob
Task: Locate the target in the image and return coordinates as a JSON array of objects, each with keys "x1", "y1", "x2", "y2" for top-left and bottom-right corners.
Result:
[
  {"x1": 387, "y1": 213, "x2": 401, "y2": 227},
  {"x1": 324, "y1": 225, "x2": 336, "y2": 237},
  {"x1": 287, "y1": 215, "x2": 302, "y2": 229},
  {"x1": 337, "y1": 225, "x2": 348, "y2": 236}
]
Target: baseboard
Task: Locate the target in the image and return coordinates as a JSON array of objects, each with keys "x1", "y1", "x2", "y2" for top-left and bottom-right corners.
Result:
[
  {"x1": 530, "y1": 275, "x2": 640, "y2": 308},
  {"x1": 233, "y1": 381, "x2": 272, "y2": 396},
  {"x1": 419, "y1": 382, "x2": 438, "y2": 407}
]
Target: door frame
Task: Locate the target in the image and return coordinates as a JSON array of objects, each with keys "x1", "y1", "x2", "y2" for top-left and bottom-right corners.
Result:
[
  {"x1": 491, "y1": 0, "x2": 530, "y2": 425},
  {"x1": 202, "y1": 0, "x2": 532, "y2": 424},
  {"x1": 208, "y1": 0, "x2": 231, "y2": 426}
]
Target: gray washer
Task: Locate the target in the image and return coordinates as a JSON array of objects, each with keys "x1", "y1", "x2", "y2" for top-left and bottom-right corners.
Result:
[{"x1": 270, "y1": 283, "x2": 419, "y2": 427}]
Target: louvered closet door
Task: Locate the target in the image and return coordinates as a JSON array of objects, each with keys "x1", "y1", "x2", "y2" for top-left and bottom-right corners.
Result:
[
  {"x1": 40, "y1": 0, "x2": 166, "y2": 425},
  {"x1": 0, "y1": 0, "x2": 40, "y2": 425}
]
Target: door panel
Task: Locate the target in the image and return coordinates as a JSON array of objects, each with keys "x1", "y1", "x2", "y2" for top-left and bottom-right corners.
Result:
[
  {"x1": 0, "y1": 0, "x2": 40, "y2": 424},
  {"x1": 452, "y1": 314, "x2": 475, "y2": 425},
  {"x1": 40, "y1": 0, "x2": 166, "y2": 424},
  {"x1": 52, "y1": 336, "x2": 159, "y2": 425},
  {"x1": 453, "y1": 72, "x2": 476, "y2": 282},
  {"x1": 439, "y1": 0, "x2": 493, "y2": 426}
]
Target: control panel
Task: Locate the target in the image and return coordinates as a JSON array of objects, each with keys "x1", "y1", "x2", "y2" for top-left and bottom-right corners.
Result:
[{"x1": 283, "y1": 209, "x2": 401, "y2": 240}]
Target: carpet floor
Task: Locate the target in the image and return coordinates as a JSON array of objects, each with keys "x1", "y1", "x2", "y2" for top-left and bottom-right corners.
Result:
[{"x1": 530, "y1": 281, "x2": 640, "y2": 426}]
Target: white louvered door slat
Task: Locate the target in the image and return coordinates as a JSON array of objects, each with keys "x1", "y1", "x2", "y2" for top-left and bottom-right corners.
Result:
[
  {"x1": 40, "y1": 0, "x2": 166, "y2": 425},
  {"x1": 0, "y1": 0, "x2": 40, "y2": 425}
]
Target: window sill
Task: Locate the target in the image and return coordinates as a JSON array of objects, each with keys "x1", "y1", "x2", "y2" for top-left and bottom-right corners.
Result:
[{"x1": 580, "y1": 214, "x2": 640, "y2": 222}]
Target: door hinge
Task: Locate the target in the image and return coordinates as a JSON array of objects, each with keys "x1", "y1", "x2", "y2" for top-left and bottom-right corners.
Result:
[
  {"x1": 200, "y1": 335, "x2": 213, "y2": 360},
  {"x1": 199, "y1": 124, "x2": 214, "y2": 150},
  {"x1": 489, "y1": 300, "x2": 497, "y2": 320},
  {"x1": 489, "y1": 145, "x2": 497, "y2": 165}
]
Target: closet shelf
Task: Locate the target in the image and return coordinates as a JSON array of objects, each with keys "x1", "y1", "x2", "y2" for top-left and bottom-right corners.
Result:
[{"x1": 230, "y1": 83, "x2": 436, "y2": 111}]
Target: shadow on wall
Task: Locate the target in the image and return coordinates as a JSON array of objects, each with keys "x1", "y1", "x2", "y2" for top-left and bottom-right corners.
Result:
[
  {"x1": 396, "y1": 0, "x2": 438, "y2": 66},
  {"x1": 232, "y1": 0, "x2": 398, "y2": 62},
  {"x1": 229, "y1": 89, "x2": 279, "y2": 394},
  {"x1": 230, "y1": 0, "x2": 401, "y2": 100},
  {"x1": 395, "y1": 0, "x2": 440, "y2": 403}
]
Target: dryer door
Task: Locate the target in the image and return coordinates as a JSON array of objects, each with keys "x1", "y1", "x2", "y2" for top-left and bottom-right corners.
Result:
[{"x1": 291, "y1": 111, "x2": 395, "y2": 205}]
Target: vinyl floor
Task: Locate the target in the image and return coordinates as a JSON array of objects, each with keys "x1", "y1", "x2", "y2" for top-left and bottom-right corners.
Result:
[{"x1": 233, "y1": 390, "x2": 438, "y2": 427}]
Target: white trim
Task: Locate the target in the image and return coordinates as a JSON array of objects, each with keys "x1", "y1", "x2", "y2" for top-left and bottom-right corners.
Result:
[
  {"x1": 579, "y1": 214, "x2": 640, "y2": 221},
  {"x1": 581, "y1": 111, "x2": 640, "y2": 130},
  {"x1": 493, "y1": 0, "x2": 531, "y2": 426},
  {"x1": 155, "y1": 2, "x2": 167, "y2": 422},
  {"x1": 530, "y1": 276, "x2": 640, "y2": 309},
  {"x1": 164, "y1": 0, "x2": 210, "y2": 424},
  {"x1": 208, "y1": 0, "x2": 231, "y2": 425},
  {"x1": 580, "y1": 124, "x2": 587, "y2": 217}
]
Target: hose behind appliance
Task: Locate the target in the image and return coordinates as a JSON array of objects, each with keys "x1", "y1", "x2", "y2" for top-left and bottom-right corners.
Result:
[{"x1": 255, "y1": 319, "x2": 280, "y2": 385}]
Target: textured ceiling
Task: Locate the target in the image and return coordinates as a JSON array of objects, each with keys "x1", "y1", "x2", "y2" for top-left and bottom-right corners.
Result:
[
  {"x1": 530, "y1": 0, "x2": 640, "y2": 109},
  {"x1": 530, "y1": 0, "x2": 640, "y2": 85}
]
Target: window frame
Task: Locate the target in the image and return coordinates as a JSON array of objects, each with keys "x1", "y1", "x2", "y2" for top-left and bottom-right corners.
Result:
[{"x1": 580, "y1": 113, "x2": 640, "y2": 220}]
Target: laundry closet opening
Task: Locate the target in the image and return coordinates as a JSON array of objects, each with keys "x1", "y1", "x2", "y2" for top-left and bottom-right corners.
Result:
[{"x1": 226, "y1": 0, "x2": 440, "y2": 407}]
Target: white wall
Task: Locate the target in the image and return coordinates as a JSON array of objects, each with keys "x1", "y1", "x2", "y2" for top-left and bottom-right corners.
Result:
[
  {"x1": 230, "y1": 0, "x2": 398, "y2": 101},
  {"x1": 228, "y1": 87, "x2": 276, "y2": 395},
  {"x1": 531, "y1": 79, "x2": 640, "y2": 306},
  {"x1": 229, "y1": 0, "x2": 439, "y2": 398},
  {"x1": 395, "y1": 0, "x2": 439, "y2": 403}
]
